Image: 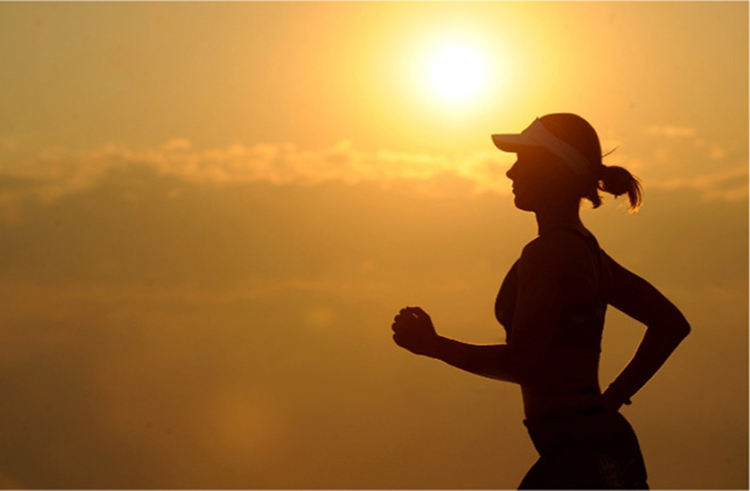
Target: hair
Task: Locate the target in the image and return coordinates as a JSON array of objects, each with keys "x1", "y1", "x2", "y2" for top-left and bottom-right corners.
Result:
[{"x1": 539, "y1": 113, "x2": 643, "y2": 211}]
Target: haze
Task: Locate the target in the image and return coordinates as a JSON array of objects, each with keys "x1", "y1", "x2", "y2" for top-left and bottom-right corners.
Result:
[{"x1": 0, "y1": 2, "x2": 746, "y2": 489}]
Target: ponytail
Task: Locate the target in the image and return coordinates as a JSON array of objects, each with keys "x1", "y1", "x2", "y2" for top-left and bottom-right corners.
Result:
[
  {"x1": 535, "y1": 113, "x2": 644, "y2": 211},
  {"x1": 598, "y1": 165, "x2": 643, "y2": 211},
  {"x1": 583, "y1": 162, "x2": 643, "y2": 212}
]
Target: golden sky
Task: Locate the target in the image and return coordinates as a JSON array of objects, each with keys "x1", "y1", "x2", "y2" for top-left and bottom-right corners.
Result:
[{"x1": 0, "y1": 2, "x2": 747, "y2": 489}]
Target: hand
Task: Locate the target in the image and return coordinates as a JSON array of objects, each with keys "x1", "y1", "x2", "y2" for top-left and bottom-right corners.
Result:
[
  {"x1": 391, "y1": 306, "x2": 440, "y2": 356},
  {"x1": 601, "y1": 386, "x2": 632, "y2": 412}
]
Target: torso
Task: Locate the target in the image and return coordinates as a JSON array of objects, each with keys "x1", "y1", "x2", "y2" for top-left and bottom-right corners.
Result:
[{"x1": 496, "y1": 228, "x2": 608, "y2": 419}]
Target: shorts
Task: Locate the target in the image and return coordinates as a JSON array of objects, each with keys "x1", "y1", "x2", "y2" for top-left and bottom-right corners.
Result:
[{"x1": 518, "y1": 409, "x2": 649, "y2": 490}]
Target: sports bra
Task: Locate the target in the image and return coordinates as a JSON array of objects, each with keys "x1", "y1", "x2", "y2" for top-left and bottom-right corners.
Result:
[{"x1": 494, "y1": 228, "x2": 607, "y2": 352}]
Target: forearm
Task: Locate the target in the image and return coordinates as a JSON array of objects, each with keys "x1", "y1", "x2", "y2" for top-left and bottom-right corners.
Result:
[
  {"x1": 605, "y1": 320, "x2": 690, "y2": 404},
  {"x1": 426, "y1": 336, "x2": 521, "y2": 384}
]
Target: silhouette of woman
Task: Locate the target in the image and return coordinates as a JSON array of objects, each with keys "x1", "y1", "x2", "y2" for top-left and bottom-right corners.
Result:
[{"x1": 391, "y1": 113, "x2": 690, "y2": 489}]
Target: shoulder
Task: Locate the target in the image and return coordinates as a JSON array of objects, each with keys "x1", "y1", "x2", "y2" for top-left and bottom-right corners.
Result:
[
  {"x1": 519, "y1": 231, "x2": 578, "y2": 281},
  {"x1": 599, "y1": 251, "x2": 689, "y2": 333},
  {"x1": 599, "y1": 250, "x2": 643, "y2": 294},
  {"x1": 521, "y1": 230, "x2": 592, "y2": 267},
  {"x1": 519, "y1": 230, "x2": 600, "y2": 299}
]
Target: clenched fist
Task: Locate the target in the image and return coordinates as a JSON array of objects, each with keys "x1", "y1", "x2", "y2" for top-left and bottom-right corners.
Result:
[{"x1": 391, "y1": 306, "x2": 441, "y2": 356}]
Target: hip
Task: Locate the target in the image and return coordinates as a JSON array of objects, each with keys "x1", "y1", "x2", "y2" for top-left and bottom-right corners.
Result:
[
  {"x1": 523, "y1": 408, "x2": 640, "y2": 455},
  {"x1": 520, "y1": 409, "x2": 648, "y2": 489}
]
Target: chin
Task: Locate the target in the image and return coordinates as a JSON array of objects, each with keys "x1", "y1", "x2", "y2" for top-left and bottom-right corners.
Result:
[{"x1": 513, "y1": 195, "x2": 537, "y2": 212}]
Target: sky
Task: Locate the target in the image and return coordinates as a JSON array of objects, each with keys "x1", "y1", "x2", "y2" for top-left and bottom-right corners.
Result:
[{"x1": 0, "y1": 2, "x2": 747, "y2": 489}]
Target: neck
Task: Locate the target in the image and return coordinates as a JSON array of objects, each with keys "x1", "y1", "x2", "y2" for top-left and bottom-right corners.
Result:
[{"x1": 534, "y1": 201, "x2": 585, "y2": 236}]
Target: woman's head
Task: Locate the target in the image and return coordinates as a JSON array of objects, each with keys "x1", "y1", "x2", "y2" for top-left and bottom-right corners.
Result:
[{"x1": 493, "y1": 113, "x2": 642, "y2": 212}]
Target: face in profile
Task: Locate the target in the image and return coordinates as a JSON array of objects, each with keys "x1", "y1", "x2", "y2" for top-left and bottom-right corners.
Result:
[{"x1": 505, "y1": 147, "x2": 576, "y2": 212}]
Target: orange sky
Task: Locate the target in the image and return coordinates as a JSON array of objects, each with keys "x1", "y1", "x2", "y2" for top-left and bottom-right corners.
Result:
[{"x1": 0, "y1": 2, "x2": 747, "y2": 489}]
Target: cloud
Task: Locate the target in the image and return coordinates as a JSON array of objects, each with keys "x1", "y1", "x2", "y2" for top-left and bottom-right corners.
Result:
[
  {"x1": 0, "y1": 139, "x2": 514, "y2": 221},
  {"x1": 604, "y1": 125, "x2": 748, "y2": 203},
  {"x1": 648, "y1": 165, "x2": 749, "y2": 202},
  {"x1": 161, "y1": 137, "x2": 192, "y2": 151},
  {"x1": 641, "y1": 124, "x2": 733, "y2": 166},
  {"x1": 646, "y1": 125, "x2": 697, "y2": 138},
  {"x1": 0, "y1": 126, "x2": 745, "y2": 223}
]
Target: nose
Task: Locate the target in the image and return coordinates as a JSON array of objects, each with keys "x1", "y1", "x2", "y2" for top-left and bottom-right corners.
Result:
[{"x1": 506, "y1": 161, "x2": 518, "y2": 180}]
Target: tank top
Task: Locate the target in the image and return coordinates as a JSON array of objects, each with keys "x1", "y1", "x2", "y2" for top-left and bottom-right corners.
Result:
[{"x1": 494, "y1": 228, "x2": 607, "y2": 352}]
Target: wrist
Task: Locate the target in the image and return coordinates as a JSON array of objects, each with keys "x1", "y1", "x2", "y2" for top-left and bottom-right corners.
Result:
[
  {"x1": 424, "y1": 334, "x2": 449, "y2": 359},
  {"x1": 605, "y1": 382, "x2": 633, "y2": 406}
]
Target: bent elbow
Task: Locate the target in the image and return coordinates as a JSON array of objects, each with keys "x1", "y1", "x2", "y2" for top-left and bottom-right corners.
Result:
[
  {"x1": 676, "y1": 318, "x2": 691, "y2": 340},
  {"x1": 652, "y1": 313, "x2": 691, "y2": 342},
  {"x1": 671, "y1": 309, "x2": 691, "y2": 340}
]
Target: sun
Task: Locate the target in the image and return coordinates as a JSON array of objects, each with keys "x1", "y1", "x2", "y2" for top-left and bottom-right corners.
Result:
[{"x1": 430, "y1": 46, "x2": 485, "y2": 99}]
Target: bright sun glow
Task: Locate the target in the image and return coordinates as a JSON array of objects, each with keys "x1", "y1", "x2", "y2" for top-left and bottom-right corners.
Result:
[{"x1": 430, "y1": 46, "x2": 485, "y2": 99}]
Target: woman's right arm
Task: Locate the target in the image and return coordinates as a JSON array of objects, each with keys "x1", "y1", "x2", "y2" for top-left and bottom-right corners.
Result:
[
  {"x1": 392, "y1": 307, "x2": 522, "y2": 383},
  {"x1": 601, "y1": 252, "x2": 691, "y2": 409},
  {"x1": 393, "y1": 237, "x2": 571, "y2": 385}
]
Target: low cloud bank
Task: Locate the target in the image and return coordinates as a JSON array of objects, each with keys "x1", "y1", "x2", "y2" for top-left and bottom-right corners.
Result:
[{"x1": 0, "y1": 126, "x2": 745, "y2": 222}]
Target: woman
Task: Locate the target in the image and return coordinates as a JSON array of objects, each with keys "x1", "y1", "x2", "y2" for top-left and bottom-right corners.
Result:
[{"x1": 391, "y1": 113, "x2": 690, "y2": 489}]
